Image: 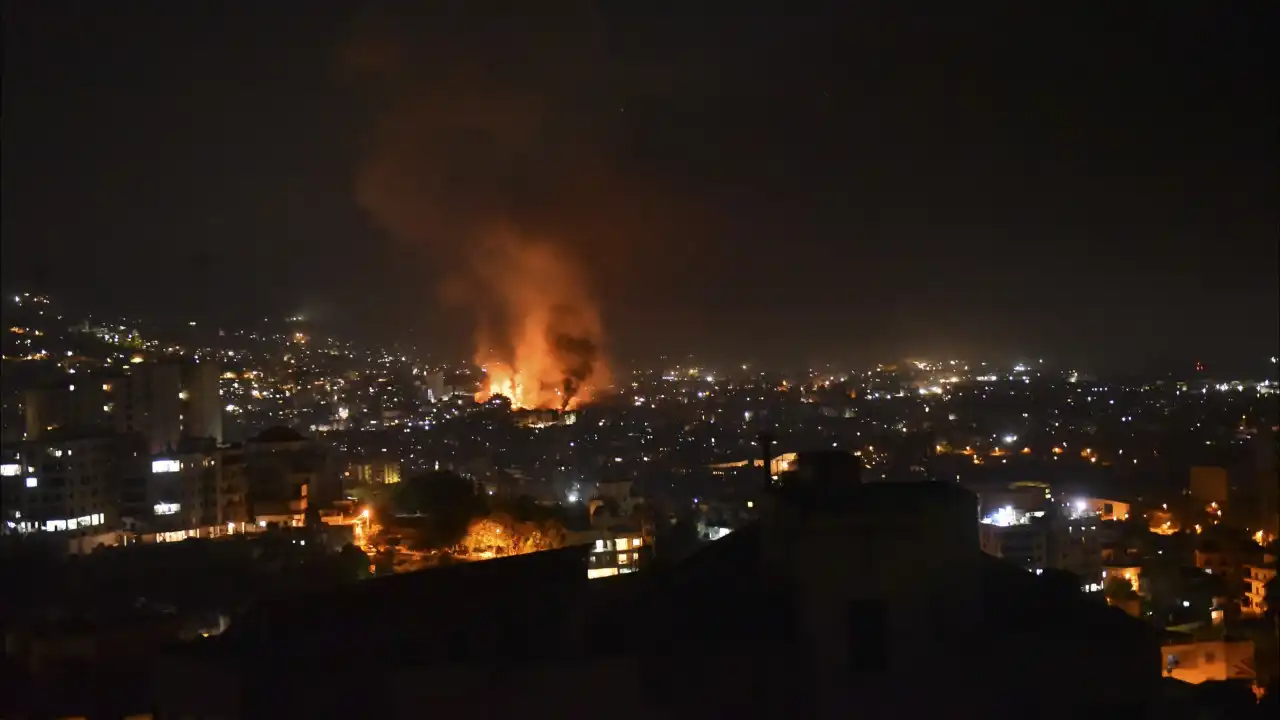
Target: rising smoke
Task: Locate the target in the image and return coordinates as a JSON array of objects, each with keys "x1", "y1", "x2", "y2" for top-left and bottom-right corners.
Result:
[
  {"x1": 344, "y1": 3, "x2": 613, "y2": 409},
  {"x1": 468, "y1": 230, "x2": 609, "y2": 409}
]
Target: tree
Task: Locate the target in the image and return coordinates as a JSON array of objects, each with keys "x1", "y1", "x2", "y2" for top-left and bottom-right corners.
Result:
[
  {"x1": 653, "y1": 511, "x2": 702, "y2": 565},
  {"x1": 372, "y1": 548, "x2": 396, "y2": 576},
  {"x1": 511, "y1": 494, "x2": 541, "y2": 522},
  {"x1": 537, "y1": 518, "x2": 567, "y2": 551},
  {"x1": 337, "y1": 543, "x2": 371, "y2": 581},
  {"x1": 461, "y1": 516, "x2": 515, "y2": 555},
  {"x1": 386, "y1": 471, "x2": 487, "y2": 550}
]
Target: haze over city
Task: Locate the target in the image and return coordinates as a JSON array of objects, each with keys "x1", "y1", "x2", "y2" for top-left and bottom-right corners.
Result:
[{"x1": 3, "y1": 1, "x2": 1275, "y2": 374}]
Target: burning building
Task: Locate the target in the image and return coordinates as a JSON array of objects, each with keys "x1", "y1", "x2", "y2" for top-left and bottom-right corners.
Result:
[{"x1": 472, "y1": 233, "x2": 609, "y2": 410}]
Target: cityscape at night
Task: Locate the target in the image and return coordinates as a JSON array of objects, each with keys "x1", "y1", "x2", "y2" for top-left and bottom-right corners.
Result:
[{"x1": 2, "y1": 1, "x2": 1276, "y2": 718}]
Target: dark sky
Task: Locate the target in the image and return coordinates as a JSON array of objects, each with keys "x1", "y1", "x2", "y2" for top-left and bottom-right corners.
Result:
[{"x1": 4, "y1": 1, "x2": 1276, "y2": 373}]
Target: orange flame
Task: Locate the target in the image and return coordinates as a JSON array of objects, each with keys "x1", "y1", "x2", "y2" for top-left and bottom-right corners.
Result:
[{"x1": 472, "y1": 230, "x2": 609, "y2": 410}]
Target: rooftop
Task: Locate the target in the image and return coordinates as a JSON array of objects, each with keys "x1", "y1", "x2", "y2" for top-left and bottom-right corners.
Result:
[{"x1": 156, "y1": 482, "x2": 1163, "y2": 718}]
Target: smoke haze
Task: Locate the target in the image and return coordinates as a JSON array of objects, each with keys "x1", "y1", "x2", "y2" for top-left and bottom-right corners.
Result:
[{"x1": 346, "y1": 2, "x2": 619, "y2": 407}]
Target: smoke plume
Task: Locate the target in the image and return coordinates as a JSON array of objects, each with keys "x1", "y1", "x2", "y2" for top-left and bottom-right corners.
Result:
[
  {"x1": 345, "y1": 3, "x2": 614, "y2": 409},
  {"x1": 469, "y1": 230, "x2": 609, "y2": 409}
]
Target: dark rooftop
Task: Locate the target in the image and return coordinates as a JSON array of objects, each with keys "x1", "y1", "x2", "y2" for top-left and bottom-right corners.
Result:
[
  {"x1": 155, "y1": 484, "x2": 1163, "y2": 719},
  {"x1": 249, "y1": 426, "x2": 306, "y2": 444}
]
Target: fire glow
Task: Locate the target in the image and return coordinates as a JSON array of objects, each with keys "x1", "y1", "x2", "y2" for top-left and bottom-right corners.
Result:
[{"x1": 472, "y1": 233, "x2": 609, "y2": 410}]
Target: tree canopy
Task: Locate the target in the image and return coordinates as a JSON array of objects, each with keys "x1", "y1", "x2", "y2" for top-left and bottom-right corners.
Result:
[
  {"x1": 383, "y1": 471, "x2": 488, "y2": 550},
  {"x1": 337, "y1": 543, "x2": 372, "y2": 581}
]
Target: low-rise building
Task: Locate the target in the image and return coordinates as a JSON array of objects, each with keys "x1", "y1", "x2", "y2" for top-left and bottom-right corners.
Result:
[
  {"x1": 1241, "y1": 561, "x2": 1276, "y2": 618},
  {"x1": 585, "y1": 531, "x2": 646, "y2": 579},
  {"x1": 1161, "y1": 636, "x2": 1256, "y2": 685},
  {"x1": 244, "y1": 427, "x2": 322, "y2": 527}
]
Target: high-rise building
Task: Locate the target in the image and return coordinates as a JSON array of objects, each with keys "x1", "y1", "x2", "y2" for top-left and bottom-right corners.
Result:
[
  {"x1": 107, "y1": 360, "x2": 223, "y2": 453},
  {"x1": 23, "y1": 381, "x2": 112, "y2": 440},
  {"x1": 1, "y1": 433, "x2": 146, "y2": 553},
  {"x1": 183, "y1": 361, "x2": 223, "y2": 444},
  {"x1": 422, "y1": 371, "x2": 446, "y2": 402},
  {"x1": 23, "y1": 360, "x2": 223, "y2": 453},
  {"x1": 142, "y1": 443, "x2": 248, "y2": 534}
]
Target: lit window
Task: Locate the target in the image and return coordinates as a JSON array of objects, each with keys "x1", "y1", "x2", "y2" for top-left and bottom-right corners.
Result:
[
  {"x1": 0, "y1": 463, "x2": 20, "y2": 477},
  {"x1": 25, "y1": 476, "x2": 37, "y2": 488},
  {"x1": 68, "y1": 518, "x2": 78, "y2": 530},
  {"x1": 631, "y1": 537, "x2": 643, "y2": 548},
  {"x1": 595, "y1": 539, "x2": 606, "y2": 552},
  {"x1": 618, "y1": 553, "x2": 629, "y2": 565},
  {"x1": 154, "y1": 502, "x2": 180, "y2": 515},
  {"x1": 152, "y1": 459, "x2": 180, "y2": 473}
]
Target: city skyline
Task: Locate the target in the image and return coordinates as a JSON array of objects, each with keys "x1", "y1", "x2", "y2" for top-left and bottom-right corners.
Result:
[{"x1": 3, "y1": 1, "x2": 1276, "y2": 372}]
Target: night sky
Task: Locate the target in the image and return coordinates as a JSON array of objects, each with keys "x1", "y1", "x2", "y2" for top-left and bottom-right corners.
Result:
[{"x1": 3, "y1": 1, "x2": 1276, "y2": 372}]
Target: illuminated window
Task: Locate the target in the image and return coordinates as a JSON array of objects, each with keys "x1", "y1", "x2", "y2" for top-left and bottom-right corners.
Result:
[
  {"x1": 631, "y1": 537, "x2": 643, "y2": 548},
  {"x1": 618, "y1": 553, "x2": 629, "y2": 565},
  {"x1": 1, "y1": 463, "x2": 21, "y2": 477},
  {"x1": 154, "y1": 502, "x2": 180, "y2": 515},
  {"x1": 152, "y1": 459, "x2": 180, "y2": 473},
  {"x1": 25, "y1": 477, "x2": 37, "y2": 488}
]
